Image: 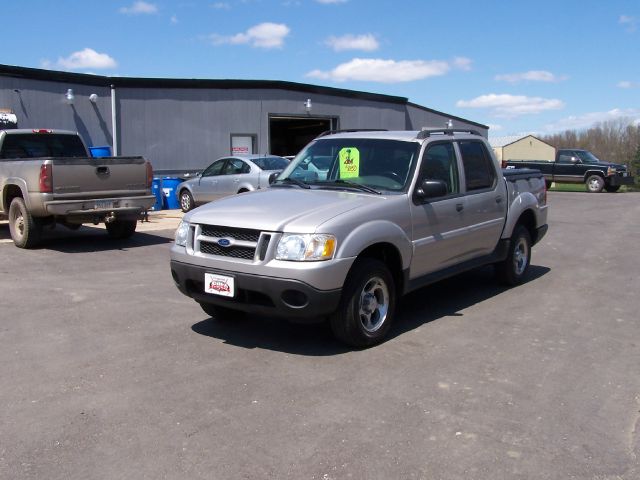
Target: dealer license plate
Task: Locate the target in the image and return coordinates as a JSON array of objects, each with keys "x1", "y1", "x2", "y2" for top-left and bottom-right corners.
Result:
[
  {"x1": 95, "y1": 200, "x2": 114, "y2": 209},
  {"x1": 204, "y1": 273, "x2": 235, "y2": 297}
]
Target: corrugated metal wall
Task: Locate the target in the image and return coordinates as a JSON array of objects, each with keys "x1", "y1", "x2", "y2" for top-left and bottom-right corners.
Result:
[{"x1": 1, "y1": 68, "x2": 488, "y2": 173}]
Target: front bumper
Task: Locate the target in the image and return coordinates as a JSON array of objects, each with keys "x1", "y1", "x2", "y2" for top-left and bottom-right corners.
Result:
[
  {"x1": 607, "y1": 175, "x2": 635, "y2": 186},
  {"x1": 170, "y1": 260, "x2": 342, "y2": 321}
]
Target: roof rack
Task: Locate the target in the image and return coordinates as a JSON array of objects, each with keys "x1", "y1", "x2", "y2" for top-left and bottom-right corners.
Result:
[
  {"x1": 416, "y1": 128, "x2": 482, "y2": 139},
  {"x1": 315, "y1": 129, "x2": 388, "y2": 139}
]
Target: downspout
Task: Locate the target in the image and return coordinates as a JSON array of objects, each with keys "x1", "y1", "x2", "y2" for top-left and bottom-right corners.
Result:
[{"x1": 110, "y1": 84, "x2": 119, "y2": 156}]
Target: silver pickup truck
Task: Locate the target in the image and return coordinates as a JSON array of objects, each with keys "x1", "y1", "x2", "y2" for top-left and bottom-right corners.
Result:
[
  {"x1": 0, "y1": 129, "x2": 155, "y2": 248},
  {"x1": 170, "y1": 129, "x2": 548, "y2": 347}
]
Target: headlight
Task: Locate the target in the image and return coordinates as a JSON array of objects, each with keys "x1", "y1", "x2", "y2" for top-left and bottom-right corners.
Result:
[
  {"x1": 174, "y1": 220, "x2": 190, "y2": 247},
  {"x1": 276, "y1": 233, "x2": 337, "y2": 261}
]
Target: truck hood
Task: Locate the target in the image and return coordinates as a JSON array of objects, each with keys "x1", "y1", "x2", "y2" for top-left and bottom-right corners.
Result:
[{"x1": 185, "y1": 188, "x2": 386, "y2": 232}]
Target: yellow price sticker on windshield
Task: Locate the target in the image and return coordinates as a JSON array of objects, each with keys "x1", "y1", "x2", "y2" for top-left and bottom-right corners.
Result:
[{"x1": 339, "y1": 147, "x2": 360, "y2": 178}]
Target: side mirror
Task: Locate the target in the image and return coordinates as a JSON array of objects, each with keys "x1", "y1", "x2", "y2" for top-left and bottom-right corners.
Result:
[
  {"x1": 268, "y1": 172, "x2": 279, "y2": 184},
  {"x1": 414, "y1": 179, "x2": 448, "y2": 202}
]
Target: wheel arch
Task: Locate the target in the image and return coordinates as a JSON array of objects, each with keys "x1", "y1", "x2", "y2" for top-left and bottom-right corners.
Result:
[
  {"x1": 350, "y1": 242, "x2": 405, "y2": 298},
  {"x1": 583, "y1": 170, "x2": 605, "y2": 182},
  {"x1": 2, "y1": 181, "x2": 28, "y2": 212}
]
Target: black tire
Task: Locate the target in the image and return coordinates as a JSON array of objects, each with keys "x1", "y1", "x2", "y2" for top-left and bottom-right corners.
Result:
[
  {"x1": 496, "y1": 225, "x2": 532, "y2": 286},
  {"x1": 604, "y1": 185, "x2": 621, "y2": 193},
  {"x1": 8, "y1": 197, "x2": 42, "y2": 248},
  {"x1": 545, "y1": 180, "x2": 553, "y2": 190},
  {"x1": 199, "y1": 302, "x2": 241, "y2": 320},
  {"x1": 105, "y1": 219, "x2": 137, "y2": 239},
  {"x1": 330, "y1": 258, "x2": 396, "y2": 348},
  {"x1": 179, "y1": 190, "x2": 194, "y2": 212},
  {"x1": 585, "y1": 175, "x2": 604, "y2": 193}
]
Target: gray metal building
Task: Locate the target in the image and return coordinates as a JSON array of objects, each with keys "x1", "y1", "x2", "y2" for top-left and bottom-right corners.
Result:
[{"x1": 1, "y1": 64, "x2": 487, "y2": 174}]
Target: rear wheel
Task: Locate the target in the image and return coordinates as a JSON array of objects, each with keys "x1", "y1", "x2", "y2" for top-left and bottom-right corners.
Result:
[
  {"x1": 179, "y1": 190, "x2": 194, "y2": 212},
  {"x1": 496, "y1": 225, "x2": 531, "y2": 286},
  {"x1": 330, "y1": 258, "x2": 396, "y2": 348},
  {"x1": 105, "y1": 219, "x2": 137, "y2": 239},
  {"x1": 604, "y1": 185, "x2": 621, "y2": 193},
  {"x1": 8, "y1": 197, "x2": 42, "y2": 248},
  {"x1": 586, "y1": 175, "x2": 604, "y2": 193}
]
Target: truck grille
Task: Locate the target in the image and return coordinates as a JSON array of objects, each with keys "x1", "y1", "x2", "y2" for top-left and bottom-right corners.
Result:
[{"x1": 194, "y1": 224, "x2": 270, "y2": 261}]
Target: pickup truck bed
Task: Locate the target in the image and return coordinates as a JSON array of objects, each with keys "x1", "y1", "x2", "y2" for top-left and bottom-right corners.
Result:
[{"x1": 1, "y1": 129, "x2": 155, "y2": 247}]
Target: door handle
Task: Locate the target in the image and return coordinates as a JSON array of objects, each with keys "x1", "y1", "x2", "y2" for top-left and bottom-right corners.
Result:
[
  {"x1": 96, "y1": 166, "x2": 110, "y2": 176},
  {"x1": 456, "y1": 203, "x2": 464, "y2": 212}
]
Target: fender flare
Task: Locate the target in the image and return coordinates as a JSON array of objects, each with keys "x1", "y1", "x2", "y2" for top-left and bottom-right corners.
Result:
[
  {"x1": 501, "y1": 190, "x2": 541, "y2": 239},
  {"x1": 2, "y1": 178, "x2": 30, "y2": 211},
  {"x1": 337, "y1": 220, "x2": 412, "y2": 271}
]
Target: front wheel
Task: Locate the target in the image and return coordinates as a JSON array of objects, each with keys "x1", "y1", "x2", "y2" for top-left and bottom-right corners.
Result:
[
  {"x1": 105, "y1": 219, "x2": 137, "y2": 239},
  {"x1": 604, "y1": 185, "x2": 621, "y2": 193},
  {"x1": 8, "y1": 197, "x2": 42, "y2": 248},
  {"x1": 586, "y1": 175, "x2": 604, "y2": 193},
  {"x1": 179, "y1": 190, "x2": 194, "y2": 212},
  {"x1": 330, "y1": 258, "x2": 396, "y2": 348},
  {"x1": 496, "y1": 225, "x2": 531, "y2": 286}
]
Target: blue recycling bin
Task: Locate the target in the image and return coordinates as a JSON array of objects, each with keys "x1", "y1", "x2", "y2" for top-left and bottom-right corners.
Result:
[
  {"x1": 162, "y1": 177, "x2": 181, "y2": 210},
  {"x1": 89, "y1": 146, "x2": 112, "y2": 158},
  {"x1": 151, "y1": 177, "x2": 164, "y2": 211}
]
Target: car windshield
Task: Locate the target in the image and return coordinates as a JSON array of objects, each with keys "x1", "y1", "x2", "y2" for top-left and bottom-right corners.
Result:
[
  {"x1": 275, "y1": 138, "x2": 419, "y2": 193},
  {"x1": 574, "y1": 150, "x2": 602, "y2": 164},
  {"x1": 252, "y1": 156, "x2": 289, "y2": 171}
]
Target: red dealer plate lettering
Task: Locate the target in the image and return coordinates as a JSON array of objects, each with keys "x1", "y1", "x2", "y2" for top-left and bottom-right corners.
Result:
[{"x1": 204, "y1": 273, "x2": 235, "y2": 297}]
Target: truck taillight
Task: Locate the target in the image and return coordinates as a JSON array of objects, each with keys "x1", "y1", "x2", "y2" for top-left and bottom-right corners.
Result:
[
  {"x1": 39, "y1": 163, "x2": 53, "y2": 193},
  {"x1": 145, "y1": 161, "x2": 153, "y2": 188}
]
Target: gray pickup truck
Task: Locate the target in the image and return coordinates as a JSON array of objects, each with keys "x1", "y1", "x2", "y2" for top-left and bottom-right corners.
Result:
[
  {"x1": 0, "y1": 129, "x2": 155, "y2": 248},
  {"x1": 170, "y1": 129, "x2": 548, "y2": 347}
]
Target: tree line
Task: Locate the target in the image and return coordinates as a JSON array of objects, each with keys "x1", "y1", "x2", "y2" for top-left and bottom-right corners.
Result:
[{"x1": 542, "y1": 117, "x2": 640, "y2": 184}]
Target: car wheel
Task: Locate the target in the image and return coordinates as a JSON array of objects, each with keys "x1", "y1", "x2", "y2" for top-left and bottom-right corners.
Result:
[
  {"x1": 199, "y1": 302, "x2": 242, "y2": 320},
  {"x1": 330, "y1": 258, "x2": 396, "y2": 348},
  {"x1": 496, "y1": 225, "x2": 531, "y2": 286},
  {"x1": 604, "y1": 185, "x2": 621, "y2": 193},
  {"x1": 8, "y1": 197, "x2": 42, "y2": 249},
  {"x1": 105, "y1": 219, "x2": 137, "y2": 239},
  {"x1": 180, "y1": 190, "x2": 194, "y2": 212},
  {"x1": 586, "y1": 175, "x2": 604, "y2": 193}
]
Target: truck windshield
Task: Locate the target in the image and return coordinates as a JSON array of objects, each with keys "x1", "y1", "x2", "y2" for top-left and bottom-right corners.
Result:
[
  {"x1": 276, "y1": 138, "x2": 419, "y2": 192},
  {"x1": 0, "y1": 134, "x2": 87, "y2": 159},
  {"x1": 574, "y1": 150, "x2": 602, "y2": 164}
]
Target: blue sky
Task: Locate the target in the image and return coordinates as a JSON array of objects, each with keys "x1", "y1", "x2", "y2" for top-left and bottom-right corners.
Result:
[{"x1": 3, "y1": 0, "x2": 639, "y2": 136}]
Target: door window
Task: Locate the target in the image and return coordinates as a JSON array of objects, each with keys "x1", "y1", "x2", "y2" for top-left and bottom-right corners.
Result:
[
  {"x1": 458, "y1": 141, "x2": 496, "y2": 191},
  {"x1": 223, "y1": 159, "x2": 250, "y2": 175},
  {"x1": 201, "y1": 159, "x2": 226, "y2": 177},
  {"x1": 419, "y1": 142, "x2": 459, "y2": 196}
]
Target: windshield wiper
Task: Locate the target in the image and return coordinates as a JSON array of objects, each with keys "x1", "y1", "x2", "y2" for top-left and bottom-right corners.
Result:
[
  {"x1": 274, "y1": 177, "x2": 311, "y2": 189},
  {"x1": 317, "y1": 180, "x2": 381, "y2": 195}
]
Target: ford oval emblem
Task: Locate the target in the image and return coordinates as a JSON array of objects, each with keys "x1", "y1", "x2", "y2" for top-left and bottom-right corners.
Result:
[{"x1": 217, "y1": 238, "x2": 231, "y2": 248}]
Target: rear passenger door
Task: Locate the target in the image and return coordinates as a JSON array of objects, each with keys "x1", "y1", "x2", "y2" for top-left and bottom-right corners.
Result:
[{"x1": 456, "y1": 140, "x2": 507, "y2": 257}]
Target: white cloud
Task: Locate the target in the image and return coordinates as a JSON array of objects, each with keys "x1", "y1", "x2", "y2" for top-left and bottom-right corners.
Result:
[
  {"x1": 453, "y1": 57, "x2": 472, "y2": 71},
  {"x1": 617, "y1": 80, "x2": 638, "y2": 88},
  {"x1": 325, "y1": 34, "x2": 379, "y2": 52},
  {"x1": 212, "y1": 2, "x2": 231, "y2": 9},
  {"x1": 619, "y1": 14, "x2": 637, "y2": 32},
  {"x1": 543, "y1": 108, "x2": 640, "y2": 132},
  {"x1": 119, "y1": 1, "x2": 158, "y2": 15},
  {"x1": 42, "y1": 48, "x2": 117, "y2": 71},
  {"x1": 170, "y1": 15, "x2": 178, "y2": 24},
  {"x1": 487, "y1": 124, "x2": 503, "y2": 131},
  {"x1": 316, "y1": 0, "x2": 348, "y2": 3},
  {"x1": 495, "y1": 70, "x2": 567, "y2": 83},
  {"x1": 211, "y1": 22, "x2": 290, "y2": 49},
  {"x1": 456, "y1": 93, "x2": 564, "y2": 118},
  {"x1": 306, "y1": 57, "x2": 470, "y2": 83}
]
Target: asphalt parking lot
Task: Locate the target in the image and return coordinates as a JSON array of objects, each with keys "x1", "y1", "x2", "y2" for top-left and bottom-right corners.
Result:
[{"x1": 1, "y1": 192, "x2": 639, "y2": 479}]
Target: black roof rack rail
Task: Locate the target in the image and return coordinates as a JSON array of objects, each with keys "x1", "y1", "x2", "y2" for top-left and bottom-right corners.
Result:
[
  {"x1": 315, "y1": 129, "x2": 388, "y2": 139},
  {"x1": 416, "y1": 128, "x2": 482, "y2": 139}
]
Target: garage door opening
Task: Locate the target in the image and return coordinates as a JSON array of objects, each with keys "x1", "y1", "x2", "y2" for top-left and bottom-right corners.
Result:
[{"x1": 269, "y1": 116, "x2": 337, "y2": 157}]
